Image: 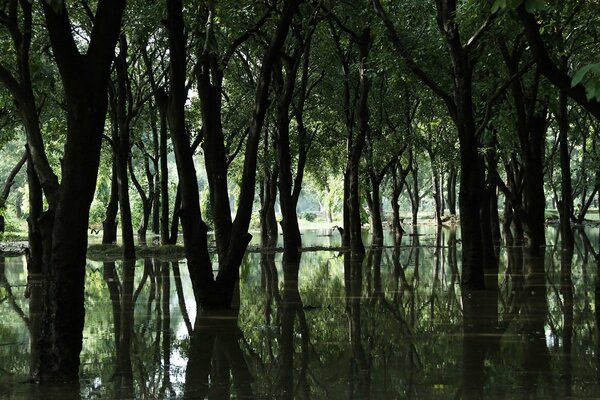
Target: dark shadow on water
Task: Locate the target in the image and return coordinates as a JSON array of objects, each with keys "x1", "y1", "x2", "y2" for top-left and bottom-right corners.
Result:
[{"x1": 184, "y1": 310, "x2": 253, "y2": 399}]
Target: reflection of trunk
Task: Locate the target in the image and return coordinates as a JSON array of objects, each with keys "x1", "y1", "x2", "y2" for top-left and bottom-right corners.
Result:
[
  {"x1": 184, "y1": 313, "x2": 254, "y2": 399},
  {"x1": 595, "y1": 243, "x2": 600, "y2": 385},
  {"x1": 261, "y1": 251, "x2": 280, "y2": 364},
  {"x1": 279, "y1": 256, "x2": 303, "y2": 399},
  {"x1": 561, "y1": 242, "x2": 574, "y2": 398},
  {"x1": 172, "y1": 262, "x2": 192, "y2": 334},
  {"x1": 160, "y1": 261, "x2": 172, "y2": 393},
  {"x1": 117, "y1": 261, "x2": 135, "y2": 379},
  {"x1": 344, "y1": 252, "x2": 370, "y2": 398},
  {"x1": 521, "y1": 259, "x2": 554, "y2": 397},
  {"x1": 28, "y1": 271, "x2": 43, "y2": 380},
  {"x1": 462, "y1": 288, "x2": 498, "y2": 400},
  {"x1": 103, "y1": 262, "x2": 121, "y2": 350}
]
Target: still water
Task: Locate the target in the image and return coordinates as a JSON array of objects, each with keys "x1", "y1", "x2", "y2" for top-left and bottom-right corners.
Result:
[{"x1": 0, "y1": 226, "x2": 600, "y2": 399}]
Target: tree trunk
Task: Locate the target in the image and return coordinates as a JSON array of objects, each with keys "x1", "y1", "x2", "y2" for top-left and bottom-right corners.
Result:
[
  {"x1": 165, "y1": 0, "x2": 214, "y2": 304},
  {"x1": 102, "y1": 155, "x2": 119, "y2": 244},
  {"x1": 557, "y1": 88, "x2": 574, "y2": 248},
  {"x1": 39, "y1": 0, "x2": 126, "y2": 379},
  {"x1": 367, "y1": 178, "x2": 384, "y2": 246},
  {"x1": 26, "y1": 148, "x2": 43, "y2": 275},
  {"x1": 259, "y1": 140, "x2": 279, "y2": 249},
  {"x1": 112, "y1": 37, "x2": 136, "y2": 259},
  {"x1": 212, "y1": 0, "x2": 298, "y2": 306},
  {"x1": 274, "y1": 50, "x2": 303, "y2": 259},
  {"x1": 447, "y1": 167, "x2": 457, "y2": 215},
  {"x1": 347, "y1": 28, "x2": 371, "y2": 255}
]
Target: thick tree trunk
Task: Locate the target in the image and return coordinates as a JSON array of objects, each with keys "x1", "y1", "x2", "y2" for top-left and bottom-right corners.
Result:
[
  {"x1": 347, "y1": 29, "x2": 371, "y2": 255},
  {"x1": 197, "y1": 63, "x2": 232, "y2": 263},
  {"x1": 26, "y1": 148, "x2": 43, "y2": 275},
  {"x1": 274, "y1": 53, "x2": 303, "y2": 259},
  {"x1": 39, "y1": 0, "x2": 126, "y2": 379}
]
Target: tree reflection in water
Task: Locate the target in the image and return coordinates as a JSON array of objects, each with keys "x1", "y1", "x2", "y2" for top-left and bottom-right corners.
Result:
[{"x1": 1, "y1": 227, "x2": 600, "y2": 398}]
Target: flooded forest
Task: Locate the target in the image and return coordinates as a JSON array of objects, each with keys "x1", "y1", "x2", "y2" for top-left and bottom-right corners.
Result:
[{"x1": 1, "y1": 0, "x2": 600, "y2": 398}]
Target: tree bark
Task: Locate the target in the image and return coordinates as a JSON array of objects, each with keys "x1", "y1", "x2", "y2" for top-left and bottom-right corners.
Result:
[
  {"x1": 39, "y1": 0, "x2": 126, "y2": 379},
  {"x1": 102, "y1": 155, "x2": 119, "y2": 244},
  {"x1": 274, "y1": 46, "x2": 303, "y2": 259},
  {"x1": 557, "y1": 88, "x2": 574, "y2": 248},
  {"x1": 165, "y1": 0, "x2": 214, "y2": 304}
]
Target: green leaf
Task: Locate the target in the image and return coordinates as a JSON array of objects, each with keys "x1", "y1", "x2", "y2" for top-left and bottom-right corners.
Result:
[
  {"x1": 572, "y1": 64, "x2": 596, "y2": 87},
  {"x1": 491, "y1": 0, "x2": 506, "y2": 13},
  {"x1": 524, "y1": 0, "x2": 547, "y2": 13}
]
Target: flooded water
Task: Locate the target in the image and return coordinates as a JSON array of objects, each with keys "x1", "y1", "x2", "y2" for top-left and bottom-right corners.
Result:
[{"x1": 1, "y1": 226, "x2": 600, "y2": 399}]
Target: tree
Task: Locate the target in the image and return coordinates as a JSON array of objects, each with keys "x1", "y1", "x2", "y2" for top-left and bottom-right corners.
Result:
[{"x1": 38, "y1": 0, "x2": 126, "y2": 379}]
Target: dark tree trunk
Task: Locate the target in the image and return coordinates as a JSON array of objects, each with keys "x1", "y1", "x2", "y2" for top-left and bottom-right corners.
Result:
[
  {"x1": 116, "y1": 260, "x2": 135, "y2": 378},
  {"x1": 367, "y1": 178, "x2": 384, "y2": 245},
  {"x1": 259, "y1": 132, "x2": 279, "y2": 248},
  {"x1": 26, "y1": 148, "x2": 43, "y2": 275},
  {"x1": 557, "y1": 88, "x2": 574, "y2": 249},
  {"x1": 102, "y1": 155, "x2": 119, "y2": 244},
  {"x1": 501, "y1": 47, "x2": 547, "y2": 256},
  {"x1": 197, "y1": 43, "x2": 232, "y2": 264},
  {"x1": 111, "y1": 36, "x2": 136, "y2": 259},
  {"x1": 165, "y1": 0, "x2": 214, "y2": 304},
  {"x1": 274, "y1": 47, "x2": 303, "y2": 259},
  {"x1": 408, "y1": 158, "x2": 419, "y2": 227},
  {"x1": 129, "y1": 157, "x2": 152, "y2": 244},
  {"x1": 373, "y1": 0, "x2": 495, "y2": 288},
  {"x1": 347, "y1": 29, "x2": 371, "y2": 255},
  {"x1": 446, "y1": 167, "x2": 457, "y2": 215},
  {"x1": 212, "y1": 0, "x2": 299, "y2": 306},
  {"x1": 150, "y1": 106, "x2": 161, "y2": 235},
  {"x1": 38, "y1": 0, "x2": 126, "y2": 379},
  {"x1": 169, "y1": 185, "x2": 181, "y2": 245},
  {"x1": 391, "y1": 164, "x2": 408, "y2": 243},
  {"x1": 166, "y1": 0, "x2": 297, "y2": 308}
]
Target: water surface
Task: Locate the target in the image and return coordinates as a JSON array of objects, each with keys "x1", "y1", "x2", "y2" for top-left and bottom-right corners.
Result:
[{"x1": 1, "y1": 226, "x2": 599, "y2": 399}]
